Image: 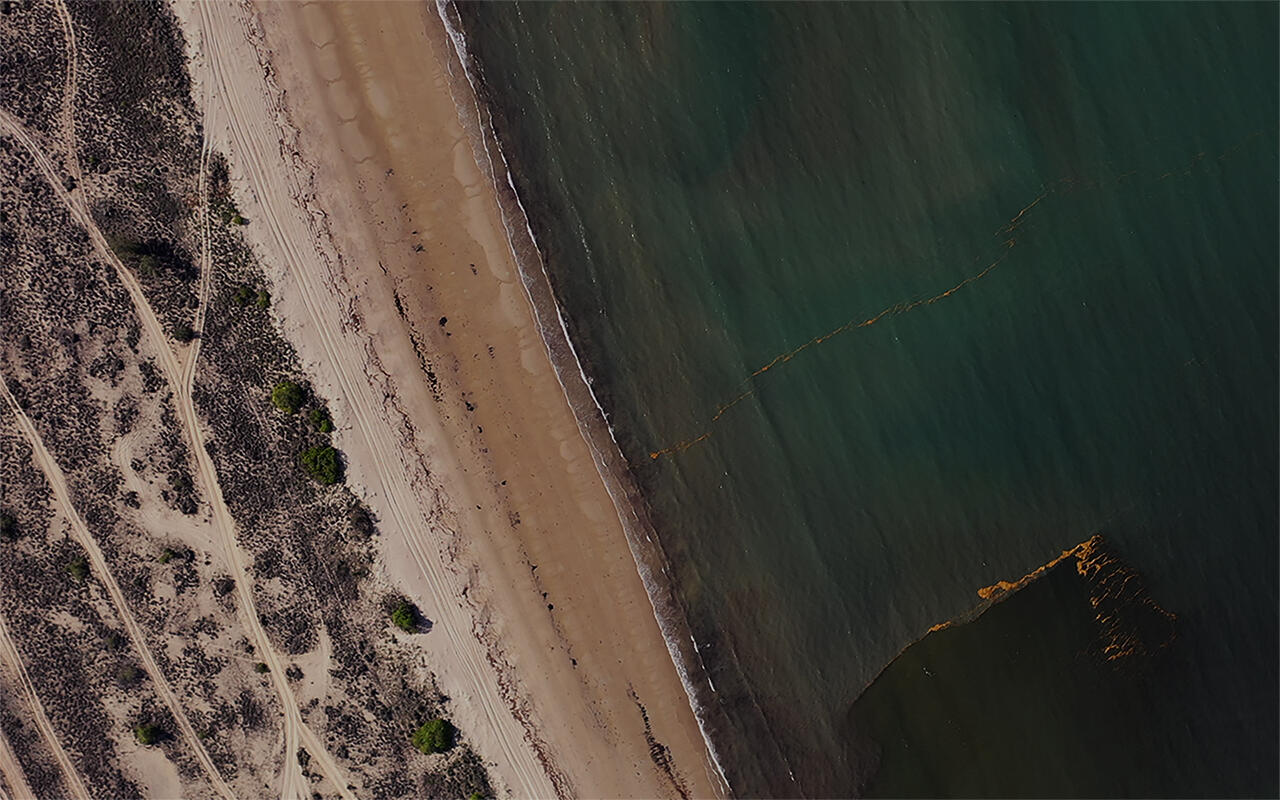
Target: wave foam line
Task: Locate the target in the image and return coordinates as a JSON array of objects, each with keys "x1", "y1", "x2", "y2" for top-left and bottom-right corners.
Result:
[{"x1": 433, "y1": 2, "x2": 734, "y2": 794}]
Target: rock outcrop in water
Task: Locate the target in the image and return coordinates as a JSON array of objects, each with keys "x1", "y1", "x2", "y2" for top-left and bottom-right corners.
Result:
[
  {"x1": 1074, "y1": 536, "x2": 1177, "y2": 665},
  {"x1": 845, "y1": 535, "x2": 1189, "y2": 798},
  {"x1": 971, "y1": 535, "x2": 1177, "y2": 666}
]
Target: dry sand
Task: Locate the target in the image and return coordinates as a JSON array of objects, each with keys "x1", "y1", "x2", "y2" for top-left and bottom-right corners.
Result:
[{"x1": 181, "y1": 1, "x2": 720, "y2": 797}]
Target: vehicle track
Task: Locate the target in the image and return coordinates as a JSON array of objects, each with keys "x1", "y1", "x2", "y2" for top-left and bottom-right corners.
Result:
[
  {"x1": 0, "y1": 376, "x2": 234, "y2": 800},
  {"x1": 0, "y1": 719, "x2": 33, "y2": 800},
  {"x1": 195, "y1": 2, "x2": 556, "y2": 795},
  {"x1": 0, "y1": 716, "x2": 34, "y2": 800},
  {"x1": 0, "y1": 608, "x2": 87, "y2": 800},
  {"x1": 180, "y1": 44, "x2": 350, "y2": 800},
  {"x1": 52, "y1": 0, "x2": 83, "y2": 194},
  {"x1": 183, "y1": 81, "x2": 215, "y2": 391}
]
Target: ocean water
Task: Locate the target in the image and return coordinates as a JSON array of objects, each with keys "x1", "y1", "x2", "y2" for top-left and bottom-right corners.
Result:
[{"x1": 453, "y1": 3, "x2": 1279, "y2": 796}]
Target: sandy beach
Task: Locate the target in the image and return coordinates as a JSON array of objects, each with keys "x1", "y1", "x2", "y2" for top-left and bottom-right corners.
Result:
[
  {"x1": 4, "y1": 3, "x2": 1273, "y2": 798},
  {"x1": 181, "y1": 1, "x2": 719, "y2": 796}
]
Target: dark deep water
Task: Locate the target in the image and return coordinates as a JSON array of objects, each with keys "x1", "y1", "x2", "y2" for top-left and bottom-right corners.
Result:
[{"x1": 451, "y1": 3, "x2": 1279, "y2": 796}]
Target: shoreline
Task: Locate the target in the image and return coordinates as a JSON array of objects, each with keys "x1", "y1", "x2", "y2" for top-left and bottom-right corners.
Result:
[
  {"x1": 434, "y1": 2, "x2": 734, "y2": 792},
  {"x1": 188, "y1": 1, "x2": 722, "y2": 796}
]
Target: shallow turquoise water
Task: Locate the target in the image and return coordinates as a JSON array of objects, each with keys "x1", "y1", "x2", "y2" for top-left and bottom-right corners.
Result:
[{"x1": 458, "y1": 3, "x2": 1278, "y2": 795}]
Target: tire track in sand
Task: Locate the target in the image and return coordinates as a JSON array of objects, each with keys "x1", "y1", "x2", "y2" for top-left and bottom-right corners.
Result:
[
  {"x1": 184, "y1": 82, "x2": 215, "y2": 390},
  {"x1": 180, "y1": 33, "x2": 354, "y2": 800},
  {"x1": 194, "y1": 2, "x2": 555, "y2": 796},
  {"x1": 51, "y1": 0, "x2": 83, "y2": 195},
  {"x1": 0, "y1": 608, "x2": 87, "y2": 800},
  {"x1": 0, "y1": 711, "x2": 36, "y2": 800}
]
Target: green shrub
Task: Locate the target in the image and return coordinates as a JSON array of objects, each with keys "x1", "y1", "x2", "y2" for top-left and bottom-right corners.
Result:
[
  {"x1": 106, "y1": 237, "x2": 163, "y2": 280},
  {"x1": 391, "y1": 599, "x2": 417, "y2": 632},
  {"x1": 270, "y1": 381, "x2": 306, "y2": 414},
  {"x1": 309, "y1": 407, "x2": 333, "y2": 433},
  {"x1": 254, "y1": 662, "x2": 269, "y2": 674},
  {"x1": 173, "y1": 323, "x2": 194, "y2": 343},
  {"x1": 348, "y1": 506, "x2": 376, "y2": 540},
  {"x1": 66, "y1": 556, "x2": 90, "y2": 582},
  {"x1": 411, "y1": 718, "x2": 454, "y2": 755},
  {"x1": 0, "y1": 512, "x2": 17, "y2": 542},
  {"x1": 115, "y1": 664, "x2": 141, "y2": 688},
  {"x1": 107, "y1": 235, "x2": 142, "y2": 259},
  {"x1": 219, "y1": 203, "x2": 245, "y2": 226},
  {"x1": 158, "y1": 548, "x2": 176, "y2": 564},
  {"x1": 300, "y1": 445, "x2": 341, "y2": 485},
  {"x1": 232, "y1": 284, "x2": 255, "y2": 306},
  {"x1": 134, "y1": 723, "x2": 162, "y2": 746},
  {"x1": 255, "y1": 289, "x2": 270, "y2": 309}
]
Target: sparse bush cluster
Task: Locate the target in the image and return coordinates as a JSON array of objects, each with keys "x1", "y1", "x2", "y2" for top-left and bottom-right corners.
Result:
[
  {"x1": 106, "y1": 235, "x2": 196, "y2": 283},
  {"x1": 105, "y1": 237, "x2": 199, "y2": 343},
  {"x1": 208, "y1": 152, "x2": 248, "y2": 227},
  {"x1": 309, "y1": 407, "x2": 333, "y2": 433},
  {"x1": 115, "y1": 664, "x2": 141, "y2": 688},
  {"x1": 271, "y1": 380, "x2": 331, "y2": 430},
  {"x1": 269, "y1": 381, "x2": 344, "y2": 485},
  {"x1": 348, "y1": 506, "x2": 376, "y2": 540}
]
